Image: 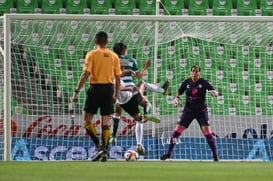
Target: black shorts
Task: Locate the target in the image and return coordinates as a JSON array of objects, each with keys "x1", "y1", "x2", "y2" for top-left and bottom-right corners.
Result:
[
  {"x1": 178, "y1": 108, "x2": 210, "y2": 128},
  {"x1": 120, "y1": 92, "x2": 142, "y2": 118},
  {"x1": 84, "y1": 84, "x2": 114, "y2": 115}
]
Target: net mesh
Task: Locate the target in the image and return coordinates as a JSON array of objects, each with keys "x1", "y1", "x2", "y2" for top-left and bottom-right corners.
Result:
[{"x1": 1, "y1": 15, "x2": 273, "y2": 161}]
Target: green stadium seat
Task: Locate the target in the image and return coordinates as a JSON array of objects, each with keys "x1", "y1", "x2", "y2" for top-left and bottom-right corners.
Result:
[
  {"x1": 16, "y1": 0, "x2": 40, "y2": 13},
  {"x1": 0, "y1": 0, "x2": 16, "y2": 15},
  {"x1": 213, "y1": 0, "x2": 232, "y2": 16},
  {"x1": 115, "y1": 0, "x2": 136, "y2": 15},
  {"x1": 66, "y1": 0, "x2": 89, "y2": 14},
  {"x1": 260, "y1": 0, "x2": 273, "y2": 16},
  {"x1": 90, "y1": 0, "x2": 112, "y2": 14},
  {"x1": 163, "y1": 0, "x2": 184, "y2": 15},
  {"x1": 139, "y1": 0, "x2": 156, "y2": 15},
  {"x1": 188, "y1": 0, "x2": 209, "y2": 15},
  {"x1": 41, "y1": 0, "x2": 64, "y2": 14},
  {"x1": 237, "y1": 0, "x2": 257, "y2": 16}
]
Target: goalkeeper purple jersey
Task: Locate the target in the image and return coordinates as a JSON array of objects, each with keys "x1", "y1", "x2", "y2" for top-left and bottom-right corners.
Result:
[{"x1": 178, "y1": 78, "x2": 215, "y2": 111}]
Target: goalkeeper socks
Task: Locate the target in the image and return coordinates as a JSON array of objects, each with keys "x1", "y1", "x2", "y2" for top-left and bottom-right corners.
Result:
[
  {"x1": 143, "y1": 81, "x2": 164, "y2": 93},
  {"x1": 167, "y1": 126, "x2": 183, "y2": 154},
  {"x1": 135, "y1": 120, "x2": 143, "y2": 145},
  {"x1": 85, "y1": 123, "x2": 100, "y2": 147},
  {"x1": 102, "y1": 125, "x2": 111, "y2": 150},
  {"x1": 112, "y1": 116, "x2": 120, "y2": 137},
  {"x1": 204, "y1": 132, "x2": 218, "y2": 158}
]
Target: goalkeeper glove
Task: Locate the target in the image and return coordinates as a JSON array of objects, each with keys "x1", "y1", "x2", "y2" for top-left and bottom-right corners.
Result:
[{"x1": 173, "y1": 97, "x2": 180, "y2": 107}]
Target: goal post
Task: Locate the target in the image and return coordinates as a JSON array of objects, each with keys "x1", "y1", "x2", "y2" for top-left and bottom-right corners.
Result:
[{"x1": 1, "y1": 14, "x2": 273, "y2": 161}]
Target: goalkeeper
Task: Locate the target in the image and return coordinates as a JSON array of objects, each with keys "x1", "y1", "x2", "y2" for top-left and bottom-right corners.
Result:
[
  {"x1": 160, "y1": 65, "x2": 219, "y2": 161},
  {"x1": 110, "y1": 42, "x2": 169, "y2": 151}
]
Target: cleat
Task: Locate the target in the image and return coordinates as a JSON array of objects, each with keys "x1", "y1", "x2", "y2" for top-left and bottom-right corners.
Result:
[
  {"x1": 109, "y1": 136, "x2": 117, "y2": 145},
  {"x1": 162, "y1": 80, "x2": 170, "y2": 95},
  {"x1": 91, "y1": 146, "x2": 106, "y2": 162},
  {"x1": 136, "y1": 144, "x2": 145, "y2": 155},
  {"x1": 160, "y1": 153, "x2": 171, "y2": 160},
  {"x1": 144, "y1": 115, "x2": 161, "y2": 123},
  {"x1": 213, "y1": 155, "x2": 219, "y2": 162},
  {"x1": 100, "y1": 153, "x2": 107, "y2": 162}
]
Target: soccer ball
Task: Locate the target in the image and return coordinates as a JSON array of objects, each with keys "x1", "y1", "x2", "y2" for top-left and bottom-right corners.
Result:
[{"x1": 124, "y1": 150, "x2": 139, "y2": 161}]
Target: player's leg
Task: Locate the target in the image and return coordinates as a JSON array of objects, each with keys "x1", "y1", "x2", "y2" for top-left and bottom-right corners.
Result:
[
  {"x1": 160, "y1": 124, "x2": 186, "y2": 160},
  {"x1": 83, "y1": 86, "x2": 103, "y2": 161},
  {"x1": 138, "y1": 82, "x2": 153, "y2": 115},
  {"x1": 142, "y1": 80, "x2": 170, "y2": 95},
  {"x1": 134, "y1": 114, "x2": 145, "y2": 155},
  {"x1": 197, "y1": 111, "x2": 219, "y2": 161},
  {"x1": 109, "y1": 105, "x2": 122, "y2": 144},
  {"x1": 93, "y1": 84, "x2": 114, "y2": 162},
  {"x1": 160, "y1": 111, "x2": 192, "y2": 160},
  {"x1": 100, "y1": 115, "x2": 112, "y2": 162},
  {"x1": 201, "y1": 125, "x2": 219, "y2": 161},
  {"x1": 121, "y1": 93, "x2": 146, "y2": 155},
  {"x1": 84, "y1": 112, "x2": 100, "y2": 147},
  {"x1": 138, "y1": 88, "x2": 160, "y2": 123}
]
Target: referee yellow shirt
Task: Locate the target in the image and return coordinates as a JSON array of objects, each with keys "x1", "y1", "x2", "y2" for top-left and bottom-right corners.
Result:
[{"x1": 84, "y1": 48, "x2": 122, "y2": 84}]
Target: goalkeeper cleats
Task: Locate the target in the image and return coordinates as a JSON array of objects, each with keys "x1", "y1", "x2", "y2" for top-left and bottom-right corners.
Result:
[
  {"x1": 160, "y1": 153, "x2": 171, "y2": 160},
  {"x1": 162, "y1": 80, "x2": 170, "y2": 95},
  {"x1": 213, "y1": 155, "x2": 219, "y2": 162},
  {"x1": 136, "y1": 144, "x2": 145, "y2": 155},
  {"x1": 144, "y1": 115, "x2": 161, "y2": 123},
  {"x1": 91, "y1": 146, "x2": 107, "y2": 162},
  {"x1": 109, "y1": 136, "x2": 117, "y2": 145}
]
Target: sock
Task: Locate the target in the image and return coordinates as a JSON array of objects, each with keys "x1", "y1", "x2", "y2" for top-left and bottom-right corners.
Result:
[
  {"x1": 112, "y1": 117, "x2": 120, "y2": 137},
  {"x1": 85, "y1": 123, "x2": 100, "y2": 148},
  {"x1": 143, "y1": 82, "x2": 164, "y2": 93},
  {"x1": 135, "y1": 120, "x2": 143, "y2": 145},
  {"x1": 204, "y1": 131, "x2": 218, "y2": 158},
  {"x1": 143, "y1": 102, "x2": 152, "y2": 115},
  {"x1": 167, "y1": 126, "x2": 184, "y2": 154},
  {"x1": 102, "y1": 125, "x2": 111, "y2": 150}
]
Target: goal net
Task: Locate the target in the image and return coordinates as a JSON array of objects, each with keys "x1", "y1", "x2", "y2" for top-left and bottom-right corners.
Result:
[{"x1": 1, "y1": 14, "x2": 272, "y2": 161}]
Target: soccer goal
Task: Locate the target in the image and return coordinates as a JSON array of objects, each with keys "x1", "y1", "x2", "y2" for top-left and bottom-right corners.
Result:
[{"x1": 1, "y1": 14, "x2": 273, "y2": 161}]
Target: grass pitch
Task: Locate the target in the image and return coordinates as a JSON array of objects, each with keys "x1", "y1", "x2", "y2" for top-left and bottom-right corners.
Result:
[{"x1": 0, "y1": 160, "x2": 272, "y2": 181}]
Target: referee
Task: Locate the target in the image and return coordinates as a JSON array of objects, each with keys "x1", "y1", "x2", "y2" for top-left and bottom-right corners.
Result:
[{"x1": 73, "y1": 31, "x2": 121, "y2": 162}]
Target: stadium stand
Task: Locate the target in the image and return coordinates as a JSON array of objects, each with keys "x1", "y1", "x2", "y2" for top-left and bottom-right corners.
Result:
[
  {"x1": 66, "y1": 0, "x2": 89, "y2": 14},
  {"x1": 16, "y1": 0, "x2": 40, "y2": 14},
  {"x1": 260, "y1": 0, "x2": 273, "y2": 16},
  {"x1": 163, "y1": 0, "x2": 184, "y2": 15},
  {"x1": 0, "y1": 0, "x2": 16, "y2": 15},
  {"x1": 115, "y1": 0, "x2": 136, "y2": 15},
  {"x1": 188, "y1": 0, "x2": 209, "y2": 15},
  {"x1": 212, "y1": 0, "x2": 233, "y2": 15},
  {"x1": 237, "y1": 0, "x2": 257, "y2": 16},
  {"x1": 90, "y1": 0, "x2": 112, "y2": 14},
  {"x1": 41, "y1": 0, "x2": 64, "y2": 14},
  {"x1": 139, "y1": 0, "x2": 156, "y2": 15}
]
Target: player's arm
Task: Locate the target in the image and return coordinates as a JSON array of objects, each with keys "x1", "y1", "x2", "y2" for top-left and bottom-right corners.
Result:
[
  {"x1": 207, "y1": 80, "x2": 218, "y2": 97},
  {"x1": 135, "y1": 59, "x2": 151, "y2": 79},
  {"x1": 114, "y1": 75, "x2": 121, "y2": 103},
  {"x1": 173, "y1": 80, "x2": 186, "y2": 107},
  {"x1": 73, "y1": 71, "x2": 89, "y2": 102},
  {"x1": 208, "y1": 90, "x2": 219, "y2": 97}
]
